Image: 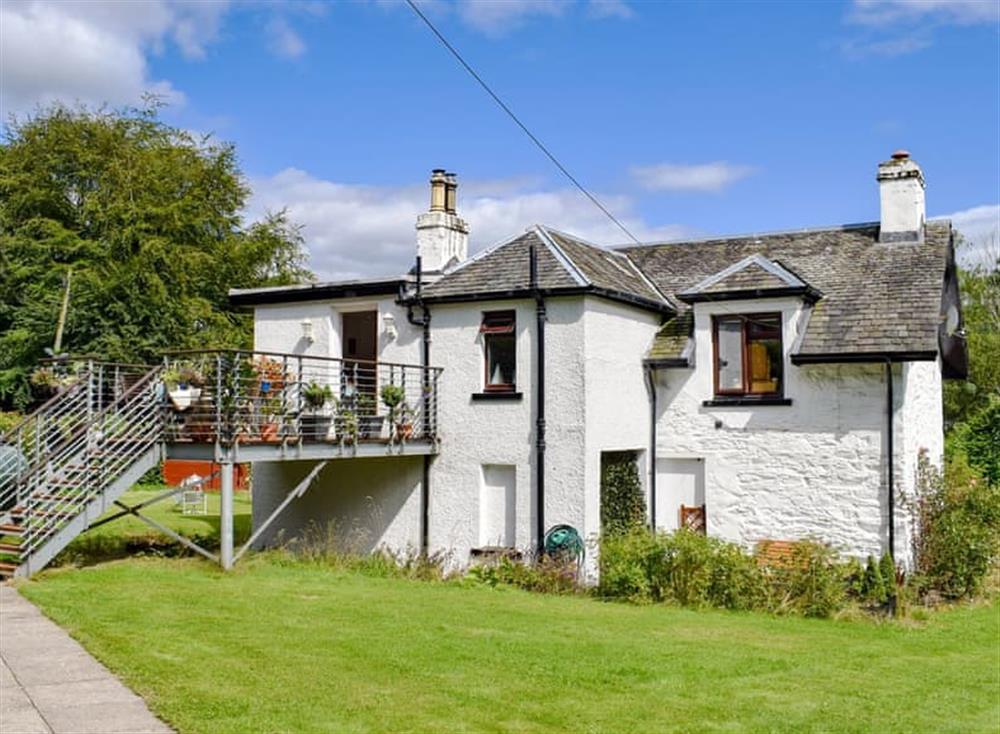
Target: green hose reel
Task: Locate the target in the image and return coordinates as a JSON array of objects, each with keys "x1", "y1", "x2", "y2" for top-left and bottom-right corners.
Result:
[{"x1": 543, "y1": 524, "x2": 585, "y2": 562}]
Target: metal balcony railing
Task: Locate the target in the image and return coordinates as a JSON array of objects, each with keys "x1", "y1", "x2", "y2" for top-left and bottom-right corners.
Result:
[{"x1": 161, "y1": 350, "x2": 441, "y2": 448}]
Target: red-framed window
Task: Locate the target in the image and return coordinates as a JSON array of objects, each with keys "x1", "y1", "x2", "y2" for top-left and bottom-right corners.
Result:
[
  {"x1": 481, "y1": 310, "x2": 516, "y2": 392},
  {"x1": 712, "y1": 313, "x2": 783, "y2": 397}
]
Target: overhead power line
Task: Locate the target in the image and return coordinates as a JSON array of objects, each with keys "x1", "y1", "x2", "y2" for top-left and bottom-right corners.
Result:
[{"x1": 404, "y1": 0, "x2": 642, "y2": 246}]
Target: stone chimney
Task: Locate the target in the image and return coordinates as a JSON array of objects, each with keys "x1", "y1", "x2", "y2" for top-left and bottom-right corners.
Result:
[
  {"x1": 878, "y1": 150, "x2": 925, "y2": 243},
  {"x1": 416, "y1": 169, "x2": 469, "y2": 273}
]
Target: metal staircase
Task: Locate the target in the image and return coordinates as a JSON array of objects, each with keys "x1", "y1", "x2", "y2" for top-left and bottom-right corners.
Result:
[{"x1": 0, "y1": 364, "x2": 164, "y2": 578}]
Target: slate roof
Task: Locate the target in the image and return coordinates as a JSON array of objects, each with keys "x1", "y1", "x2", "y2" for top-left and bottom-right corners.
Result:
[
  {"x1": 677, "y1": 253, "x2": 820, "y2": 302},
  {"x1": 419, "y1": 226, "x2": 672, "y2": 313},
  {"x1": 622, "y1": 221, "x2": 953, "y2": 362}
]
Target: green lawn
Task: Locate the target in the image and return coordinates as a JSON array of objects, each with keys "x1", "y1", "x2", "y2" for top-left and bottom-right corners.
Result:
[
  {"x1": 54, "y1": 488, "x2": 252, "y2": 565},
  {"x1": 18, "y1": 558, "x2": 1000, "y2": 734}
]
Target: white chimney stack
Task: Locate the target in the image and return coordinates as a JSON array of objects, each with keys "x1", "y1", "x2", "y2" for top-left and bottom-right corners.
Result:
[
  {"x1": 416, "y1": 169, "x2": 469, "y2": 273},
  {"x1": 877, "y1": 150, "x2": 925, "y2": 243}
]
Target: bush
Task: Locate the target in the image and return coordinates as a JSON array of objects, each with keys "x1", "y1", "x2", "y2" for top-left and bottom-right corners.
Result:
[
  {"x1": 600, "y1": 452, "x2": 646, "y2": 536},
  {"x1": 0, "y1": 410, "x2": 22, "y2": 435},
  {"x1": 767, "y1": 541, "x2": 846, "y2": 618},
  {"x1": 598, "y1": 530, "x2": 847, "y2": 618},
  {"x1": 903, "y1": 451, "x2": 1000, "y2": 599},
  {"x1": 861, "y1": 556, "x2": 887, "y2": 604},
  {"x1": 468, "y1": 554, "x2": 579, "y2": 594},
  {"x1": 598, "y1": 529, "x2": 771, "y2": 612},
  {"x1": 962, "y1": 397, "x2": 1000, "y2": 487}
]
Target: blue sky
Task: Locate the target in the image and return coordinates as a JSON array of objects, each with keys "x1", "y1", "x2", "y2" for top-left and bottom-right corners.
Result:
[{"x1": 2, "y1": 0, "x2": 998, "y2": 277}]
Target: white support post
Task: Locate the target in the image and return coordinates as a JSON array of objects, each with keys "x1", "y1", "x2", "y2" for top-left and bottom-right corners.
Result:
[{"x1": 220, "y1": 461, "x2": 234, "y2": 570}]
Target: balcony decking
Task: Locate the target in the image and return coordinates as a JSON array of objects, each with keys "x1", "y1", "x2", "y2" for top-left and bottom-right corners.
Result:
[{"x1": 162, "y1": 349, "x2": 442, "y2": 463}]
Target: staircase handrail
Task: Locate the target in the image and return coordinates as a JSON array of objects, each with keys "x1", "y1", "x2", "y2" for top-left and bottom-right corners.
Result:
[{"x1": 17, "y1": 365, "x2": 164, "y2": 554}]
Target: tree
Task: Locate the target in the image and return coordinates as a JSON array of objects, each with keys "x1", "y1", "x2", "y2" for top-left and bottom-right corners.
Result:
[
  {"x1": 943, "y1": 232, "x2": 999, "y2": 429},
  {"x1": 0, "y1": 103, "x2": 312, "y2": 409}
]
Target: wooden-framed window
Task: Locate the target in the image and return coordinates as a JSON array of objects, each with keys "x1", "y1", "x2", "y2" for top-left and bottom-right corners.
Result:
[
  {"x1": 712, "y1": 313, "x2": 783, "y2": 397},
  {"x1": 481, "y1": 310, "x2": 516, "y2": 392}
]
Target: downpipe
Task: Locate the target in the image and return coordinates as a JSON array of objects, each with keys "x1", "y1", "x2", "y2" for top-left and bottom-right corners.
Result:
[
  {"x1": 529, "y1": 245, "x2": 546, "y2": 555},
  {"x1": 644, "y1": 363, "x2": 657, "y2": 534},
  {"x1": 884, "y1": 358, "x2": 897, "y2": 614},
  {"x1": 404, "y1": 256, "x2": 433, "y2": 556}
]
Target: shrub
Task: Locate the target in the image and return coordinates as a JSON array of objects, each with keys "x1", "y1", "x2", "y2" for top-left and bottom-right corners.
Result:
[
  {"x1": 861, "y1": 555, "x2": 887, "y2": 604},
  {"x1": 0, "y1": 410, "x2": 22, "y2": 435},
  {"x1": 595, "y1": 529, "x2": 659, "y2": 602},
  {"x1": 879, "y1": 552, "x2": 898, "y2": 597},
  {"x1": 598, "y1": 529, "x2": 770, "y2": 611},
  {"x1": 963, "y1": 397, "x2": 1000, "y2": 487},
  {"x1": 600, "y1": 451, "x2": 646, "y2": 536},
  {"x1": 903, "y1": 451, "x2": 1000, "y2": 599},
  {"x1": 768, "y1": 541, "x2": 846, "y2": 618},
  {"x1": 469, "y1": 554, "x2": 579, "y2": 594}
]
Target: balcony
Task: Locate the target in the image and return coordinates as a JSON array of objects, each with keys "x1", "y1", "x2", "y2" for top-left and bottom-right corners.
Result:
[{"x1": 161, "y1": 350, "x2": 441, "y2": 463}]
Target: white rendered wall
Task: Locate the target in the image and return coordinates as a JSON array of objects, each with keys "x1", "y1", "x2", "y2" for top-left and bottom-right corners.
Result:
[
  {"x1": 253, "y1": 296, "x2": 422, "y2": 365},
  {"x1": 251, "y1": 457, "x2": 422, "y2": 553},
  {"x1": 581, "y1": 298, "x2": 661, "y2": 566},
  {"x1": 654, "y1": 296, "x2": 918, "y2": 564},
  {"x1": 250, "y1": 295, "x2": 423, "y2": 553},
  {"x1": 425, "y1": 297, "x2": 586, "y2": 563},
  {"x1": 895, "y1": 358, "x2": 944, "y2": 565}
]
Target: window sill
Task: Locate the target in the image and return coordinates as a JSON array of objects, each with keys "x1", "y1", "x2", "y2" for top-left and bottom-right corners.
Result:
[
  {"x1": 703, "y1": 397, "x2": 792, "y2": 407},
  {"x1": 471, "y1": 391, "x2": 523, "y2": 402}
]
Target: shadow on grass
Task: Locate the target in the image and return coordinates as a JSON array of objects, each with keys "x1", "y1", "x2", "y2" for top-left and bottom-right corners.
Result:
[{"x1": 53, "y1": 511, "x2": 252, "y2": 569}]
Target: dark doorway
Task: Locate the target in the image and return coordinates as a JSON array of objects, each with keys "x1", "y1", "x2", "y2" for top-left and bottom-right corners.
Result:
[{"x1": 341, "y1": 311, "x2": 378, "y2": 401}]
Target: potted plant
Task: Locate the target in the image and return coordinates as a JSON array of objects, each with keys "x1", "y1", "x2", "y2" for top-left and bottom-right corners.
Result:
[
  {"x1": 357, "y1": 394, "x2": 385, "y2": 440},
  {"x1": 395, "y1": 401, "x2": 415, "y2": 441},
  {"x1": 163, "y1": 362, "x2": 205, "y2": 411},
  {"x1": 336, "y1": 405, "x2": 359, "y2": 444},
  {"x1": 258, "y1": 393, "x2": 282, "y2": 442},
  {"x1": 253, "y1": 357, "x2": 286, "y2": 396},
  {"x1": 30, "y1": 367, "x2": 78, "y2": 398},
  {"x1": 301, "y1": 382, "x2": 335, "y2": 441}
]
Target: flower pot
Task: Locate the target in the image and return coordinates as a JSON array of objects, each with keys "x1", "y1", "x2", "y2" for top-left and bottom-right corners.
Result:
[
  {"x1": 396, "y1": 422, "x2": 413, "y2": 441},
  {"x1": 301, "y1": 414, "x2": 333, "y2": 441},
  {"x1": 168, "y1": 387, "x2": 201, "y2": 411},
  {"x1": 260, "y1": 421, "x2": 280, "y2": 442}
]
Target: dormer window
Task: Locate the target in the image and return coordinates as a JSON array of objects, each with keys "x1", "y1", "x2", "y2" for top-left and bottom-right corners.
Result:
[
  {"x1": 713, "y1": 313, "x2": 783, "y2": 397},
  {"x1": 481, "y1": 310, "x2": 516, "y2": 392}
]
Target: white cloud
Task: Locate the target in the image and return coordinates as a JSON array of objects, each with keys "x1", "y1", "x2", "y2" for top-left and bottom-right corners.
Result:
[
  {"x1": 455, "y1": 0, "x2": 569, "y2": 36},
  {"x1": 267, "y1": 16, "x2": 306, "y2": 59},
  {"x1": 587, "y1": 0, "x2": 634, "y2": 20},
  {"x1": 840, "y1": 34, "x2": 932, "y2": 59},
  {"x1": 849, "y1": 0, "x2": 999, "y2": 27},
  {"x1": 249, "y1": 169, "x2": 691, "y2": 279},
  {"x1": 0, "y1": 0, "x2": 230, "y2": 116},
  {"x1": 402, "y1": 0, "x2": 632, "y2": 37},
  {"x1": 939, "y1": 204, "x2": 1000, "y2": 270},
  {"x1": 841, "y1": 1, "x2": 998, "y2": 59},
  {"x1": 629, "y1": 161, "x2": 756, "y2": 193}
]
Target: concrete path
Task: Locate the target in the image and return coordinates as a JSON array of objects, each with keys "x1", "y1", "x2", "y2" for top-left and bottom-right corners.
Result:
[{"x1": 0, "y1": 585, "x2": 172, "y2": 734}]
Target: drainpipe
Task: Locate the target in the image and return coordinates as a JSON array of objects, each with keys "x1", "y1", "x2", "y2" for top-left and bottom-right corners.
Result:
[
  {"x1": 643, "y1": 363, "x2": 657, "y2": 533},
  {"x1": 530, "y1": 245, "x2": 547, "y2": 554},
  {"x1": 404, "y1": 256, "x2": 432, "y2": 555},
  {"x1": 884, "y1": 359, "x2": 895, "y2": 563}
]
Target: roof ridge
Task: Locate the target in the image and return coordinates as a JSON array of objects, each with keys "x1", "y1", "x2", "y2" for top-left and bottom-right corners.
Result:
[
  {"x1": 533, "y1": 225, "x2": 590, "y2": 287},
  {"x1": 617, "y1": 221, "x2": 882, "y2": 250}
]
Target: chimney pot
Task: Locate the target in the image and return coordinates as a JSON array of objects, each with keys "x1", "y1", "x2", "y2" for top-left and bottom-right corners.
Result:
[
  {"x1": 444, "y1": 172, "x2": 458, "y2": 214},
  {"x1": 429, "y1": 169, "x2": 447, "y2": 212},
  {"x1": 891, "y1": 149, "x2": 910, "y2": 160}
]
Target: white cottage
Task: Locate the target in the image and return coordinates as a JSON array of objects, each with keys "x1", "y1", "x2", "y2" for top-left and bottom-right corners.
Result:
[{"x1": 229, "y1": 154, "x2": 967, "y2": 570}]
